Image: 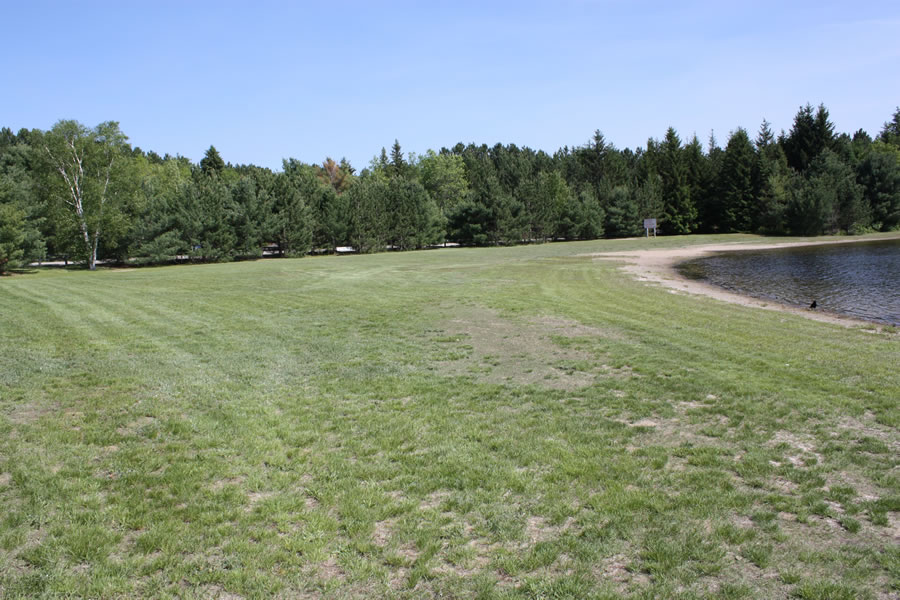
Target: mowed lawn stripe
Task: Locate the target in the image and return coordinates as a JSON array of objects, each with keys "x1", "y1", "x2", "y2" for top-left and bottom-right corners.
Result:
[{"x1": 1, "y1": 235, "x2": 897, "y2": 599}]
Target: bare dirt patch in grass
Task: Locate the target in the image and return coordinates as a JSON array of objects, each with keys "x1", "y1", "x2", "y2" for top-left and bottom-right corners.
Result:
[
  {"x1": 99, "y1": 444, "x2": 120, "y2": 456},
  {"x1": 210, "y1": 476, "x2": 246, "y2": 492},
  {"x1": 622, "y1": 412, "x2": 724, "y2": 450},
  {"x1": 372, "y1": 518, "x2": 395, "y2": 547},
  {"x1": 316, "y1": 555, "x2": 345, "y2": 582},
  {"x1": 110, "y1": 529, "x2": 141, "y2": 562},
  {"x1": 419, "y1": 490, "x2": 450, "y2": 511},
  {"x1": 5, "y1": 400, "x2": 54, "y2": 425},
  {"x1": 528, "y1": 315, "x2": 617, "y2": 339},
  {"x1": 826, "y1": 470, "x2": 886, "y2": 505},
  {"x1": 0, "y1": 548, "x2": 32, "y2": 578},
  {"x1": 836, "y1": 414, "x2": 900, "y2": 454},
  {"x1": 385, "y1": 490, "x2": 406, "y2": 502},
  {"x1": 524, "y1": 516, "x2": 576, "y2": 544},
  {"x1": 388, "y1": 566, "x2": 411, "y2": 590},
  {"x1": 769, "y1": 431, "x2": 823, "y2": 465},
  {"x1": 885, "y1": 512, "x2": 900, "y2": 544},
  {"x1": 772, "y1": 516, "x2": 899, "y2": 596},
  {"x1": 592, "y1": 553, "x2": 649, "y2": 589},
  {"x1": 193, "y1": 583, "x2": 245, "y2": 599},
  {"x1": 116, "y1": 415, "x2": 157, "y2": 436},
  {"x1": 777, "y1": 505, "x2": 898, "y2": 554},
  {"x1": 770, "y1": 477, "x2": 799, "y2": 494},
  {"x1": 432, "y1": 522, "x2": 501, "y2": 578},
  {"x1": 246, "y1": 491, "x2": 275, "y2": 511},
  {"x1": 730, "y1": 515, "x2": 754, "y2": 530},
  {"x1": 396, "y1": 542, "x2": 419, "y2": 563},
  {"x1": 1, "y1": 528, "x2": 45, "y2": 578},
  {"x1": 432, "y1": 306, "x2": 626, "y2": 390}
]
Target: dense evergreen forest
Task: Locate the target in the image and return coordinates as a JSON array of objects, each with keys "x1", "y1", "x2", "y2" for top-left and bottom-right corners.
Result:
[{"x1": 2, "y1": 104, "x2": 899, "y2": 272}]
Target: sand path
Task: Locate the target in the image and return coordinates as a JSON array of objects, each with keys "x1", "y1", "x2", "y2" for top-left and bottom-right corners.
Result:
[{"x1": 587, "y1": 235, "x2": 900, "y2": 328}]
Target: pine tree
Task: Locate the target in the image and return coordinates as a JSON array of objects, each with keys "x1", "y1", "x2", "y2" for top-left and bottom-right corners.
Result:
[
  {"x1": 603, "y1": 185, "x2": 641, "y2": 238},
  {"x1": 0, "y1": 202, "x2": 26, "y2": 273},
  {"x1": 229, "y1": 176, "x2": 265, "y2": 256},
  {"x1": 783, "y1": 104, "x2": 835, "y2": 173},
  {"x1": 269, "y1": 172, "x2": 313, "y2": 256},
  {"x1": 658, "y1": 127, "x2": 696, "y2": 234},
  {"x1": 785, "y1": 174, "x2": 829, "y2": 235},
  {"x1": 753, "y1": 120, "x2": 791, "y2": 233},
  {"x1": 856, "y1": 149, "x2": 900, "y2": 231},
  {"x1": 634, "y1": 175, "x2": 664, "y2": 232},
  {"x1": 878, "y1": 107, "x2": 900, "y2": 148},
  {"x1": 850, "y1": 129, "x2": 873, "y2": 163},
  {"x1": 783, "y1": 105, "x2": 816, "y2": 172},
  {"x1": 719, "y1": 128, "x2": 757, "y2": 232},
  {"x1": 557, "y1": 187, "x2": 604, "y2": 240},
  {"x1": 130, "y1": 158, "x2": 190, "y2": 263},
  {"x1": 786, "y1": 150, "x2": 864, "y2": 235},
  {"x1": 0, "y1": 137, "x2": 45, "y2": 269},
  {"x1": 696, "y1": 131, "x2": 725, "y2": 231},
  {"x1": 346, "y1": 177, "x2": 388, "y2": 253},
  {"x1": 389, "y1": 140, "x2": 406, "y2": 179},
  {"x1": 178, "y1": 175, "x2": 237, "y2": 261},
  {"x1": 200, "y1": 145, "x2": 225, "y2": 176},
  {"x1": 387, "y1": 178, "x2": 443, "y2": 250},
  {"x1": 683, "y1": 135, "x2": 707, "y2": 229},
  {"x1": 520, "y1": 171, "x2": 569, "y2": 241},
  {"x1": 447, "y1": 201, "x2": 493, "y2": 246},
  {"x1": 575, "y1": 130, "x2": 618, "y2": 193},
  {"x1": 816, "y1": 152, "x2": 868, "y2": 233}
]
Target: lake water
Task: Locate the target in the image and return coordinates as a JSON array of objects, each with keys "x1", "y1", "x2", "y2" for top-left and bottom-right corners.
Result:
[{"x1": 677, "y1": 238, "x2": 900, "y2": 325}]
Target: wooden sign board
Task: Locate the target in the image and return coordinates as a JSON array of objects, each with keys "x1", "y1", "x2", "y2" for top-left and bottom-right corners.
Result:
[{"x1": 643, "y1": 218, "x2": 657, "y2": 237}]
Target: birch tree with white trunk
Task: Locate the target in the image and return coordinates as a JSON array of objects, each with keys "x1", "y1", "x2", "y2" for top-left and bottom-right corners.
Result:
[{"x1": 42, "y1": 120, "x2": 131, "y2": 270}]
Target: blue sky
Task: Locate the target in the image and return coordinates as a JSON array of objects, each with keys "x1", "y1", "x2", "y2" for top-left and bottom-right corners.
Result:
[{"x1": 3, "y1": 1, "x2": 899, "y2": 170}]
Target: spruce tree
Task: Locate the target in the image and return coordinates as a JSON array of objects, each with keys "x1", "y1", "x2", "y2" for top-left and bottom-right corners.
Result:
[
  {"x1": 389, "y1": 140, "x2": 406, "y2": 179},
  {"x1": 200, "y1": 145, "x2": 225, "y2": 176},
  {"x1": 783, "y1": 104, "x2": 835, "y2": 173},
  {"x1": 603, "y1": 185, "x2": 641, "y2": 238},
  {"x1": 229, "y1": 176, "x2": 265, "y2": 256},
  {"x1": 719, "y1": 128, "x2": 757, "y2": 232},
  {"x1": 753, "y1": 120, "x2": 790, "y2": 233},
  {"x1": 856, "y1": 149, "x2": 900, "y2": 231},
  {"x1": 269, "y1": 172, "x2": 313, "y2": 256},
  {"x1": 697, "y1": 131, "x2": 725, "y2": 231},
  {"x1": 659, "y1": 127, "x2": 696, "y2": 234},
  {"x1": 878, "y1": 107, "x2": 900, "y2": 148},
  {"x1": 346, "y1": 176, "x2": 388, "y2": 253},
  {"x1": 683, "y1": 135, "x2": 707, "y2": 229}
]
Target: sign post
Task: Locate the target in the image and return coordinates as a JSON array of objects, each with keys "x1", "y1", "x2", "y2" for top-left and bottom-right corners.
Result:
[{"x1": 643, "y1": 218, "x2": 657, "y2": 238}]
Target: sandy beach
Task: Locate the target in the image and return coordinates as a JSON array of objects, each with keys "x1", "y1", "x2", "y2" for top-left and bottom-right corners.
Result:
[{"x1": 588, "y1": 236, "x2": 900, "y2": 328}]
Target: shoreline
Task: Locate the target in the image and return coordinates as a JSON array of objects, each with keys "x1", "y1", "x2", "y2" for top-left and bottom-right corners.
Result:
[{"x1": 588, "y1": 235, "x2": 900, "y2": 329}]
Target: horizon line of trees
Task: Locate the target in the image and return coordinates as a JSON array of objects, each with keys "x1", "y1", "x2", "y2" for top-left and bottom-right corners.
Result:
[{"x1": 2, "y1": 103, "x2": 899, "y2": 273}]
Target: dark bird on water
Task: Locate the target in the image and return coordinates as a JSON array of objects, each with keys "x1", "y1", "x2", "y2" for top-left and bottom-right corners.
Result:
[{"x1": 809, "y1": 300, "x2": 817, "y2": 309}]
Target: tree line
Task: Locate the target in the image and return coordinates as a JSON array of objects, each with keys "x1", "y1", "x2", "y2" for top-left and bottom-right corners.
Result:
[{"x1": 2, "y1": 104, "x2": 899, "y2": 273}]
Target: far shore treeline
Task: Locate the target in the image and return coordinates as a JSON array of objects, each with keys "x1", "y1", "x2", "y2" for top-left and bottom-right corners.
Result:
[{"x1": 1, "y1": 104, "x2": 899, "y2": 272}]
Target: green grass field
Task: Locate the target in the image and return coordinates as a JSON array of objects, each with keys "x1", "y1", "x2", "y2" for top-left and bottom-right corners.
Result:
[{"x1": 1, "y1": 234, "x2": 898, "y2": 599}]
